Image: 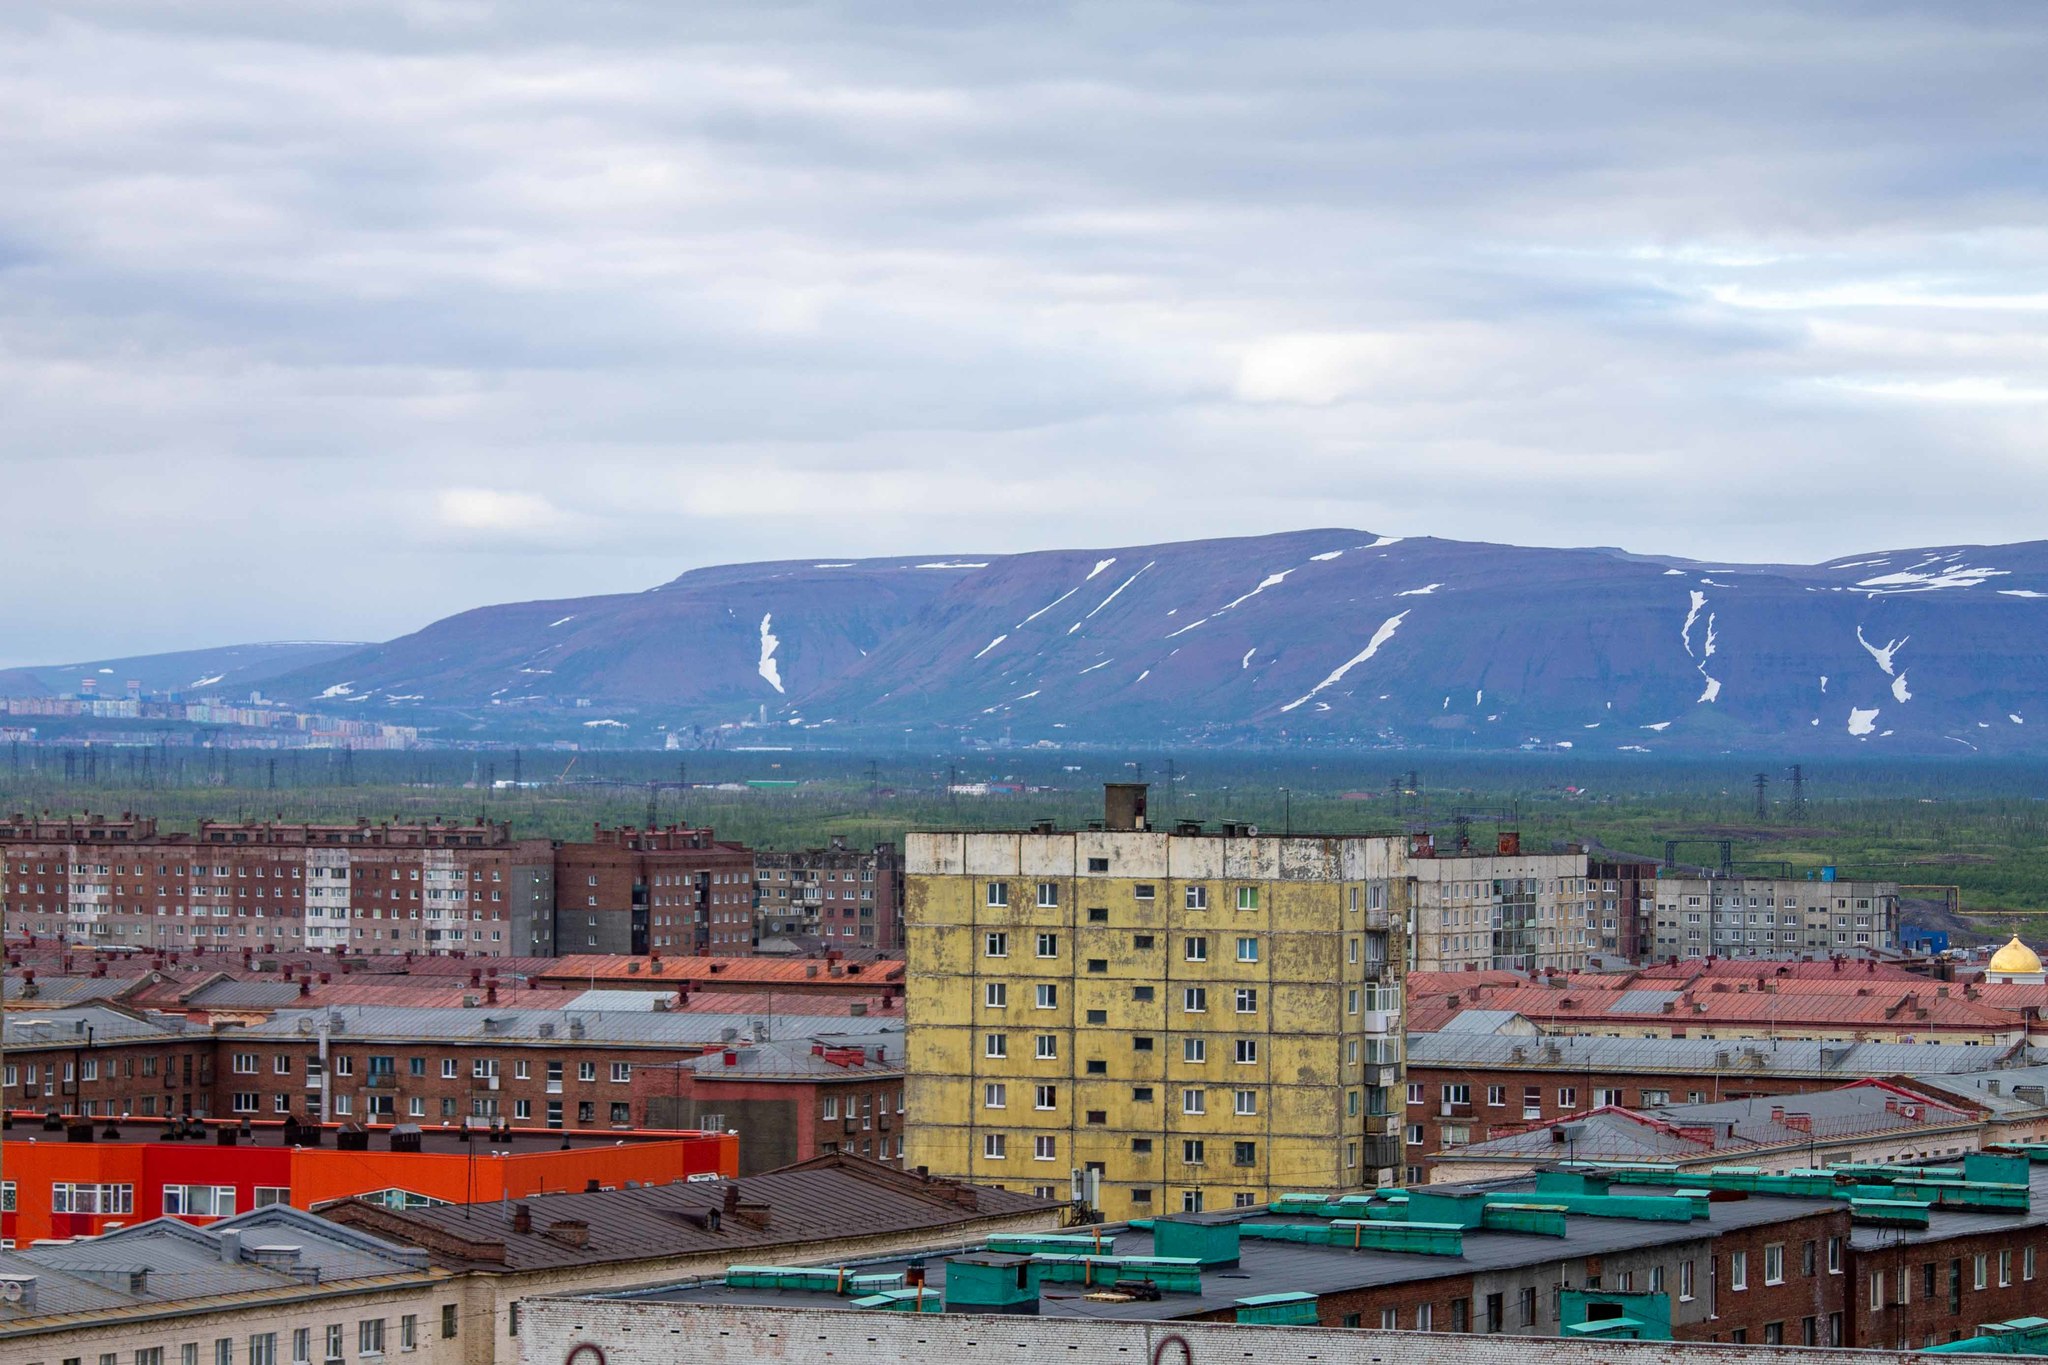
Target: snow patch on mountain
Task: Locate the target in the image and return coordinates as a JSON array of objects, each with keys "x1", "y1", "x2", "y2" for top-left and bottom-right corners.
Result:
[
  {"x1": 1086, "y1": 558, "x2": 1117, "y2": 581},
  {"x1": 1396, "y1": 584, "x2": 1443, "y2": 597},
  {"x1": 1856, "y1": 626, "x2": 1908, "y2": 676},
  {"x1": 319, "y1": 682, "x2": 355, "y2": 698},
  {"x1": 757, "y1": 615, "x2": 784, "y2": 694},
  {"x1": 917, "y1": 562, "x2": 989, "y2": 570},
  {"x1": 1241, "y1": 648, "x2": 1256, "y2": 670},
  {"x1": 2000, "y1": 589, "x2": 2048, "y2": 599},
  {"x1": 1857, "y1": 560, "x2": 2009, "y2": 592},
  {"x1": 548, "y1": 616, "x2": 575, "y2": 629},
  {"x1": 1892, "y1": 673, "x2": 1913, "y2": 704},
  {"x1": 1082, "y1": 562, "x2": 1154, "y2": 621},
  {"x1": 1280, "y1": 611, "x2": 1409, "y2": 713},
  {"x1": 974, "y1": 635, "x2": 1007, "y2": 660},
  {"x1": 1848, "y1": 707, "x2": 1880, "y2": 737},
  {"x1": 1310, "y1": 551, "x2": 1344, "y2": 562}
]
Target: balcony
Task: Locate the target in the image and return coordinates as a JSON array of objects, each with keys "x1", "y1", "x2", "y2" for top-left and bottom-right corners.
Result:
[
  {"x1": 1438, "y1": 1100, "x2": 1473, "y2": 1119},
  {"x1": 1359, "y1": 1009, "x2": 1398, "y2": 1035},
  {"x1": 1361, "y1": 1134, "x2": 1403, "y2": 1170},
  {"x1": 1362, "y1": 1063, "x2": 1400, "y2": 1088},
  {"x1": 365, "y1": 1075, "x2": 397, "y2": 1089}
]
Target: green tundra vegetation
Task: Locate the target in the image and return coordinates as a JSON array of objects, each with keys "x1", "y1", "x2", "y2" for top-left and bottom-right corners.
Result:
[{"x1": 4, "y1": 749, "x2": 2046, "y2": 937}]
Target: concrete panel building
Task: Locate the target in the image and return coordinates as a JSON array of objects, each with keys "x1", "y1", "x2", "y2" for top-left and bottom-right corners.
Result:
[
  {"x1": 1647, "y1": 876, "x2": 1899, "y2": 959},
  {"x1": 905, "y1": 785, "x2": 1407, "y2": 1216},
  {"x1": 1404, "y1": 833, "x2": 1594, "y2": 972}
]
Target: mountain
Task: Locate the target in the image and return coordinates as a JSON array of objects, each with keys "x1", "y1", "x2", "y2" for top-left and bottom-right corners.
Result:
[
  {"x1": 0, "y1": 641, "x2": 367, "y2": 700},
  {"x1": 240, "y1": 530, "x2": 2048, "y2": 753}
]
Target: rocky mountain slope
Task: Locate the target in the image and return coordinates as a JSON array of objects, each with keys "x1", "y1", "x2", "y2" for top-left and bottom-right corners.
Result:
[{"x1": 237, "y1": 530, "x2": 2048, "y2": 752}]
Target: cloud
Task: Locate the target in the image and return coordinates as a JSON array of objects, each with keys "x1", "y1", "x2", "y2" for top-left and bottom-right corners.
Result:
[{"x1": 1, "y1": 2, "x2": 2047, "y2": 659}]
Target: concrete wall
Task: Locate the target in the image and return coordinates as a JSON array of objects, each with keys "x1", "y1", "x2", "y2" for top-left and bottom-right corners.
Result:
[{"x1": 519, "y1": 1299, "x2": 1985, "y2": 1365}]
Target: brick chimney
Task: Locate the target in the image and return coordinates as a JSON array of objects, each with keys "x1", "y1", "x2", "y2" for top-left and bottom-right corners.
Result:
[{"x1": 511, "y1": 1203, "x2": 532, "y2": 1234}]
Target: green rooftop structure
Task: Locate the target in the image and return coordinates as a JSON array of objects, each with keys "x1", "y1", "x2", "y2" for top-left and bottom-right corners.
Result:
[
  {"x1": 1150, "y1": 1217, "x2": 1242, "y2": 1267},
  {"x1": 1235, "y1": 1292, "x2": 1318, "y2": 1326},
  {"x1": 1559, "y1": 1290, "x2": 1673, "y2": 1341},
  {"x1": 942, "y1": 1253, "x2": 1043, "y2": 1315},
  {"x1": 1923, "y1": 1318, "x2": 2048, "y2": 1354}
]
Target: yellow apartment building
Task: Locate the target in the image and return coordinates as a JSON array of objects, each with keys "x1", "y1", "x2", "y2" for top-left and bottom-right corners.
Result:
[{"x1": 905, "y1": 785, "x2": 1407, "y2": 1219}]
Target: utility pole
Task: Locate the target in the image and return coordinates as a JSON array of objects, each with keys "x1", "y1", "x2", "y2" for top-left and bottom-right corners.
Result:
[
  {"x1": 1162, "y1": 758, "x2": 1176, "y2": 823},
  {"x1": 1753, "y1": 772, "x2": 1769, "y2": 821}
]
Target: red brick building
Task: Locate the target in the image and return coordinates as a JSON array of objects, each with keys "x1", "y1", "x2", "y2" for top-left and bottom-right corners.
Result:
[
  {"x1": 638, "y1": 1034, "x2": 906, "y2": 1174},
  {"x1": 1, "y1": 814, "x2": 555, "y2": 956},
  {"x1": 553, "y1": 825, "x2": 756, "y2": 956}
]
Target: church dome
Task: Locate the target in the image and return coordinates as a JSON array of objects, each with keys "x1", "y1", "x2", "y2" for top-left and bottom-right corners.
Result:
[{"x1": 1988, "y1": 935, "x2": 2043, "y2": 977}]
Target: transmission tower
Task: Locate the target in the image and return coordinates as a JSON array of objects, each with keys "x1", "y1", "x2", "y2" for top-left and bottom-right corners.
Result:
[
  {"x1": 1786, "y1": 764, "x2": 1807, "y2": 822},
  {"x1": 1752, "y1": 771, "x2": 1769, "y2": 821}
]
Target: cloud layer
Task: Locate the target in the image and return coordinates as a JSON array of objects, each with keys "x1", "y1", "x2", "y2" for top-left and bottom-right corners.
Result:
[{"x1": 3, "y1": 1, "x2": 2046, "y2": 661}]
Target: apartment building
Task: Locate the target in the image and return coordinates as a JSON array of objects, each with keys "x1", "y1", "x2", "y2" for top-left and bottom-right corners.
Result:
[
  {"x1": 1588, "y1": 856, "x2": 1660, "y2": 960},
  {"x1": 1406, "y1": 833, "x2": 1594, "y2": 972},
  {"x1": 905, "y1": 784, "x2": 1407, "y2": 1217},
  {"x1": 755, "y1": 838, "x2": 904, "y2": 949},
  {"x1": 554, "y1": 824, "x2": 757, "y2": 955},
  {"x1": 1647, "y1": 876, "x2": 1899, "y2": 959},
  {"x1": 0, "y1": 814, "x2": 554, "y2": 956}
]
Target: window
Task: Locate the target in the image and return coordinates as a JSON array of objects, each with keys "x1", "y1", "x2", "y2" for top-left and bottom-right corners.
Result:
[
  {"x1": 440, "y1": 1058, "x2": 457, "y2": 1079},
  {"x1": 52, "y1": 1183, "x2": 133, "y2": 1215},
  {"x1": 2000, "y1": 1249, "x2": 2013, "y2": 1287},
  {"x1": 248, "y1": 1337, "x2": 275, "y2": 1365},
  {"x1": 1487, "y1": 1085, "x2": 1507, "y2": 1107},
  {"x1": 610, "y1": 1062, "x2": 631, "y2": 1083},
  {"x1": 1871, "y1": 1269, "x2": 1885, "y2": 1311},
  {"x1": 984, "y1": 982, "x2": 1008, "y2": 1008},
  {"x1": 985, "y1": 1033, "x2": 1008, "y2": 1058},
  {"x1": 1828, "y1": 1236, "x2": 1842, "y2": 1273},
  {"x1": 1518, "y1": 1285, "x2": 1537, "y2": 1326},
  {"x1": 1234, "y1": 1039, "x2": 1258, "y2": 1064},
  {"x1": 1034, "y1": 1135, "x2": 1057, "y2": 1161},
  {"x1": 1236, "y1": 886, "x2": 1259, "y2": 910},
  {"x1": 985, "y1": 881, "x2": 1009, "y2": 907},
  {"x1": 399, "y1": 1316, "x2": 416, "y2": 1352},
  {"x1": 441, "y1": 1305, "x2": 458, "y2": 1340},
  {"x1": 984, "y1": 1134, "x2": 1007, "y2": 1159},
  {"x1": 1731, "y1": 1249, "x2": 1748, "y2": 1291},
  {"x1": 1182, "y1": 1139, "x2": 1205, "y2": 1164},
  {"x1": 1415, "y1": 1305, "x2": 1432, "y2": 1331},
  {"x1": 2027, "y1": 1247, "x2": 2037, "y2": 1282},
  {"x1": 1234, "y1": 1089, "x2": 1258, "y2": 1115},
  {"x1": 984, "y1": 931, "x2": 1008, "y2": 957},
  {"x1": 1232, "y1": 1141, "x2": 1257, "y2": 1166},
  {"x1": 1803, "y1": 1241, "x2": 1817, "y2": 1277},
  {"x1": 1035, "y1": 984, "x2": 1058, "y2": 1009},
  {"x1": 1765, "y1": 1243, "x2": 1784, "y2": 1285},
  {"x1": 216, "y1": 1341, "x2": 232, "y2": 1365},
  {"x1": 1183, "y1": 986, "x2": 1207, "y2": 1013},
  {"x1": 1183, "y1": 936, "x2": 1207, "y2": 962},
  {"x1": 1182, "y1": 1089, "x2": 1206, "y2": 1115},
  {"x1": 1235, "y1": 936, "x2": 1259, "y2": 962},
  {"x1": 1974, "y1": 1254, "x2": 1989, "y2": 1290},
  {"x1": 1182, "y1": 1038, "x2": 1206, "y2": 1063},
  {"x1": 1034, "y1": 1034, "x2": 1058, "y2": 1059},
  {"x1": 1406, "y1": 1124, "x2": 1424, "y2": 1145},
  {"x1": 1184, "y1": 885, "x2": 1207, "y2": 910},
  {"x1": 1087, "y1": 857, "x2": 1109, "y2": 872},
  {"x1": 1681, "y1": 1259, "x2": 1696, "y2": 1300},
  {"x1": 1036, "y1": 931, "x2": 1058, "y2": 957},
  {"x1": 359, "y1": 1320, "x2": 385, "y2": 1357},
  {"x1": 325, "y1": 1326, "x2": 344, "y2": 1363},
  {"x1": 1134, "y1": 884, "x2": 1156, "y2": 900},
  {"x1": 292, "y1": 1328, "x2": 311, "y2": 1365},
  {"x1": 163, "y1": 1185, "x2": 237, "y2": 1217},
  {"x1": 1234, "y1": 987, "x2": 1258, "y2": 1013},
  {"x1": 1035, "y1": 1084, "x2": 1057, "y2": 1110},
  {"x1": 983, "y1": 1083, "x2": 1007, "y2": 1109}
]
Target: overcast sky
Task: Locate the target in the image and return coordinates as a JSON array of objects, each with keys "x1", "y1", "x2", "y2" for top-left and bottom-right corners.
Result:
[{"x1": 4, "y1": 2, "x2": 2046, "y2": 664}]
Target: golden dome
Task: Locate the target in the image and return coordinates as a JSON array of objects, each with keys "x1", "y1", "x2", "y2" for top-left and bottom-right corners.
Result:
[{"x1": 1988, "y1": 935, "x2": 2043, "y2": 976}]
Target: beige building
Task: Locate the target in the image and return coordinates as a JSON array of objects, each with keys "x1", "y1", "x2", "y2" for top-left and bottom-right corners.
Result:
[
  {"x1": 0, "y1": 1204, "x2": 461, "y2": 1365},
  {"x1": 1647, "y1": 877, "x2": 1898, "y2": 959},
  {"x1": 905, "y1": 785, "x2": 1408, "y2": 1218},
  {"x1": 1406, "y1": 835, "x2": 1593, "y2": 972}
]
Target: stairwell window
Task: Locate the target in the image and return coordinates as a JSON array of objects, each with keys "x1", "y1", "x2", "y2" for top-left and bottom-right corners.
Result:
[
  {"x1": 1036, "y1": 932, "x2": 1058, "y2": 957},
  {"x1": 1185, "y1": 885, "x2": 1208, "y2": 910},
  {"x1": 1183, "y1": 986, "x2": 1207, "y2": 1013},
  {"x1": 1236, "y1": 886, "x2": 1259, "y2": 910},
  {"x1": 1234, "y1": 987, "x2": 1258, "y2": 1014},
  {"x1": 1731, "y1": 1249, "x2": 1749, "y2": 1291},
  {"x1": 1236, "y1": 937, "x2": 1259, "y2": 963}
]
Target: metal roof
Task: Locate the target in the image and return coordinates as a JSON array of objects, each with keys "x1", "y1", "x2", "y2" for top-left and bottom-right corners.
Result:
[
  {"x1": 325, "y1": 1152, "x2": 1058, "y2": 1272},
  {"x1": 2, "y1": 1005, "x2": 187, "y2": 1048},
  {"x1": 686, "y1": 1033, "x2": 905, "y2": 1080},
  {"x1": 1407, "y1": 1031, "x2": 2046, "y2": 1076},
  {"x1": 227, "y1": 1005, "x2": 902, "y2": 1048}
]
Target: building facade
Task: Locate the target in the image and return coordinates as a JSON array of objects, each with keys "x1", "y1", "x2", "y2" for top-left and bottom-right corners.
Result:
[
  {"x1": 754, "y1": 838, "x2": 904, "y2": 950},
  {"x1": 553, "y1": 825, "x2": 757, "y2": 955},
  {"x1": 0, "y1": 815, "x2": 555, "y2": 956},
  {"x1": 1406, "y1": 834, "x2": 1594, "y2": 972},
  {"x1": 1647, "y1": 876, "x2": 1899, "y2": 959},
  {"x1": 906, "y1": 785, "x2": 1407, "y2": 1216}
]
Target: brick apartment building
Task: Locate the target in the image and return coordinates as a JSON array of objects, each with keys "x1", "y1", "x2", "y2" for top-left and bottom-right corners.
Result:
[
  {"x1": 554, "y1": 824, "x2": 757, "y2": 955},
  {"x1": 3, "y1": 1002, "x2": 895, "y2": 1138},
  {"x1": 1, "y1": 814, "x2": 555, "y2": 956},
  {"x1": 1399, "y1": 1032, "x2": 2028, "y2": 1182},
  {"x1": 754, "y1": 838, "x2": 904, "y2": 950},
  {"x1": 639, "y1": 1032, "x2": 906, "y2": 1173},
  {"x1": 1587, "y1": 856, "x2": 1659, "y2": 960}
]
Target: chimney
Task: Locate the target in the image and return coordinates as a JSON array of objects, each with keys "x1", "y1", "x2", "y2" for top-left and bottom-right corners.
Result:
[
  {"x1": 1103, "y1": 783, "x2": 1149, "y2": 832},
  {"x1": 723, "y1": 1185, "x2": 741, "y2": 1216},
  {"x1": 218, "y1": 1229, "x2": 244, "y2": 1264},
  {"x1": 511, "y1": 1203, "x2": 532, "y2": 1234},
  {"x1": 544, "y1": 1221, "x2": 590, "y2": 1249}
]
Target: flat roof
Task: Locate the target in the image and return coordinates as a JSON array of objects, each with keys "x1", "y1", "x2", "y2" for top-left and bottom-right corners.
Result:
[{"x1": 0, "y1": 1114, "x2": 708, "y2": 1158}]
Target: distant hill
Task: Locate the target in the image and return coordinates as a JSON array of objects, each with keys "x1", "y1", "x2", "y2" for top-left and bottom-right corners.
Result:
[
  {"x1": 228, "y1": 530, "x2": 2048, "y2": 753},
  {"x1": 0, "y1": 641, "x2": 367, "y2": 700}
]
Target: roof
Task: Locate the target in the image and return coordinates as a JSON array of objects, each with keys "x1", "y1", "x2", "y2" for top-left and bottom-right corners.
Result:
[
  {"x1": 1434, "y1": 1009, "x2": 1531, "y2": 1034},
  {"x1": 3, "y1": 1004, "x2": 187, "y2": 1049},
  {"x1": 1409, "y1": 980, "x2": 2022, "y2": 1034},
  {"x1": 1991, "y1": 936, "x2": 2044, "y2": 975},
  {"x1": 0, "y1": 1204, "x2": 432, "y2": 1327},
  {"x1": 625, "y1": 1178, "x2": 1849, "y2": 1323},
  {"x1": 539, "y1": 955, "x2": 906, "y2": 989},
  {"x1": 686, "y1": 1034, "x2": 904, "y2": 1081},
  {"x1": 227, "y1": 1005, "x2": 902, "y2": 1049},
  {"x1": 321, "y1": 1152, "x2": 1059, "y2": 1273},
  {"x1": 1440, "y1": 1080, "x2": 1975, "y2": 1164},
  {"x1": 1407, "y1": 1031, "x2": 2045, "y2": 1077},
  {"x1": 0, "y1": 1114, "x2": 703, "y2": 1157}
]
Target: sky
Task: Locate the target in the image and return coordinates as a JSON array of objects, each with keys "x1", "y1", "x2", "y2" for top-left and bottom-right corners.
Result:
[{"x1": 3, "y1": 1, "x2": 2046, "y2": 665}]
